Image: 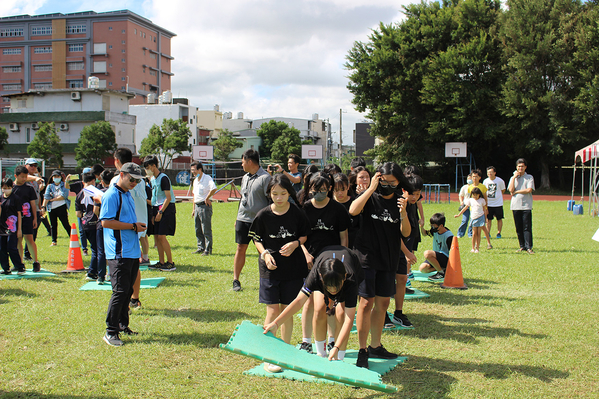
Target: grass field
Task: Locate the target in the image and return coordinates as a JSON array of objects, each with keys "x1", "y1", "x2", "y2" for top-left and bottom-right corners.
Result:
[{"x1": 0, "y1": 200, "x2": 598, "y2": 398}]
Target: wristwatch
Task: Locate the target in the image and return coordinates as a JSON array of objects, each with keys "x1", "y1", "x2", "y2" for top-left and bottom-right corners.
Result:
[{"x1": 158, "y1": 210, "x2": 163, "y2": 214}]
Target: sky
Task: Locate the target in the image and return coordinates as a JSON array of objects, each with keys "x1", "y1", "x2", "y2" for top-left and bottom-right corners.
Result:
[{"x1": 0, "y1": 0, "x2": 412, "y2": 145}]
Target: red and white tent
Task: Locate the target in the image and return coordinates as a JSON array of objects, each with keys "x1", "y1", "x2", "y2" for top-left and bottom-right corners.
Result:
[{"x1": 572, "y1": 140, "x2": 599, "y2": 216}]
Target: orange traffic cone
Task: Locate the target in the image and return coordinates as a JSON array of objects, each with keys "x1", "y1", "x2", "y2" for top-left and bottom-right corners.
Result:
[
  {"x1": 62, "y1": 223, "x2": 86, "y2": 273},
  {"x1": 440, "y1": 236, "x2": 468, "y2": 290}
]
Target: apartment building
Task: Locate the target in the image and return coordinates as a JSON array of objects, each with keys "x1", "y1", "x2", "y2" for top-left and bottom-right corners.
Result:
[{"x1": 0, "y1": 10, "x2": 176, "y2": 113}]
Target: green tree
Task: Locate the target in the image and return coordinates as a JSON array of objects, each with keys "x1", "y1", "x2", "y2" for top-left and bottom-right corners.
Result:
[
  {"x1": 27, "y1": 122, "x2": 63, "y2": 167},
  {"x1": 270, "y1": 126, "x2": 302, "y2": 163},
  {"x1": 212, "y1": 129, "x2": 243, "y2": 161},
  {"x1": 346, "y1": 0, "x2": 503, "y2": 167},
  {"x1": 256, "y1": 120, "x2": 301, "y2": 159},
  {"x1": 75, "y1": 121, "x2": 117, "y2": 168},
  {"x1": 0, "y1": 126, "x2": 8, "y2": 155},
  {"x1": 139, "y1": 118, "x2": 191, "y2": 169},
  {"x1": 500, "y1": 0, "x2": 591, "y2": 188}
]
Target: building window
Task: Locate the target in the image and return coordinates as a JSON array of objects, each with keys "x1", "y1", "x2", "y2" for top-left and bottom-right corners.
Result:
[
  {"x1": 68, "y1": 44, "x2": 84, "y2": 52},
  {"x1": 31, "y1": 26, "x2": 52, "y2": 35},
  {"x1": 121, "y1": 68, "x2": 126, "y2": 72},
  {"x1": 68, "y1": 62, "x2": 85, "y2": 71},
  {"x1": 109, "y1": 26, "x2": 113, "y2": 31},
  {"x1": 66, "y1": 25, "x2": 87, "y2": 34},
  {"x1": 2, "y1": 84, "x2": 22, "y2": 91},
  {"x1": 69, "y1": 80, "x2": 84, "y2": 88},
  {"x1": 143, "y1": 49, "x2": 146, "y2": 55},
  {"x1": 134, "y1": 29, "x2": 137, "y2": 34},
  {"x1": 121, "y1": 49, "x2": 126, "y2": 53},
  {"x1": 149, "y1": 70, "x2": 157, "y2": 76},
  {"x1": 34, "y1": 65, "x2": 52, "y2": 72},
  {"x1": 143, "y1": 66, "x2": 146, "y2": 73},
  {"x1": 109, "y1": 63, "x2": 112, "y2": 68},
  {"x1": 33, "y1": 83, "x2": 52, "y2": 90},
  {"x1": 121, "y1": 86, "x2": 126, "y2": 90},
  {"x1": 150, "y1": 53, "x2": 156, "y2": 59},
  {"x1": 121, "y1": 77, "x2": 126, "y2": 81},
  {"x1": 109, "y1": 82, "x2": 113, "y2": 86},
  {"x1": 122, "y1": 29, "x2": 126, "y2": 34},
  {"x1": 2, "y1": 48, "x2": 22, "y2": 55},
  {"x1": 34, "y1": 47, "x2": 52, "y2": 54},
  {"x1": 154, "y1": 36, "x2": 156, "y2": 43},
  {"x1": 121, "y1": 58, "x2": 126, "y2": 63},
  {"x1": 121, "y1": 40, "x2": 125, "y2": 44},
  {"x1": 109, "y1": 45, "x2": 113, "y2": 49},
  {"x1": 2, "y1": 66, "x2": 21, "y2": 73},
  {"x1": 143, "y1": 32, "x2": 146, "y2": 38},
  {"x1": 93, "y1": 61, "x2": 106, "y2": 73},
  {"x1": 26, "y1": 128, "x2": 31, "y2": 142},
  {"x1": 0, "y1": 28, "x2": 24, "y2": 37}
]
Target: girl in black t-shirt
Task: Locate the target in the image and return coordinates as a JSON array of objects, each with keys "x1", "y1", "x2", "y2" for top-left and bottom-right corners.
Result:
[
  {"x1": 349, "y1": 162, "x2": 414, "y2": 369},
  {"x1": 0, "y1": 178, "x2": 25, "y2": 274},
  {"x1": 248, "y1": 174, "x2": 310, "y2": 373},
  {"x1": 333, "y1": 173, "x2": 360, "y2": 249},
  {"x1": 299, "y1": 172, "x2": 351, "y2": 353},
  {"x1": 264, "y1": 246, "x2": 364, "y2": 361}
]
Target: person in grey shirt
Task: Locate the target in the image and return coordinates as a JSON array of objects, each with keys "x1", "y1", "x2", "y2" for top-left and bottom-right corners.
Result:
[
  {"x1": 508, "y1": 158, "x2": 535, "y2": 254},
  {"x1": 233, "y1": 149, "x2": 271, "y2": 291}
]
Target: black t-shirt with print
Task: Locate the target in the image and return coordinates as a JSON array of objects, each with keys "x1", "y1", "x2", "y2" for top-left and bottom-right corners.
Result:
[
  {"x1": 12, "y1": 183, "x2": 36, "y2": 220},
  {"x1": 0, "y1": 194, "x2": 22, "y2": 235},
  {"x1": 404, "y1": 201, "x2": 421, "y2": 251},
  {"x1": 338, "y1": 198, "x2": 360, "y2": 249},
  {"x1": 301, "y1": 245, "x2": 364, "y2": 308},
  {"x1": 303, "y1": 199, "x2": 351, "y2": 257},
  {"x1": 354, "y1": 191, "x2": 405, "y2": 272},
  {"x1": 249, "y1": 204, "x2": 310, "y2": 280}
]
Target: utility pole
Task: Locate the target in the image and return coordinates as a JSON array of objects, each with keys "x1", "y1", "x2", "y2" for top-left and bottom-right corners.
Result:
[{"x1": 339, "y1": 108, "x2": 347, "y2": 158}]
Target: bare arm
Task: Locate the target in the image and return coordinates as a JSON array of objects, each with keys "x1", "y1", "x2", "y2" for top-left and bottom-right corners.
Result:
[
  {"x1": 101, "y1": 220, "x2": 146, "y2": 232},
  {"x1": 349, "y1": 172, "x2": 380, "y2": 216},
  {"x1": 339, "y1": 229, "x2": 348, "y2": 248},
  {"x1": 264, "y1": 291, "x2": 310, "y2": 335}
]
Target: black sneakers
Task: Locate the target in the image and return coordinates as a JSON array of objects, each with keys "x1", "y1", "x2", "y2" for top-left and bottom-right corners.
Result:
[
  {"x1": 103, "y1": 333, "x2": 123, "y2": 347},
  {"x1": 428, "y1": 271, "x2": 445, "y2": 281},
  {"x1": 392, "y1": 311, "x2": 413, "y2": 327},
  {"x1": 326, "y1": 341, "x2": 335, "y2": 353},
  {"x1": 32, "y1": 262, "x2": 41, "y2": 273},
  {"x1": 233, "y1": 279, "x2": 242, "y2": 292},
  {"x1": 298, "y1": 342, "x2": 313, "y2": 354},
  {"x1": 356, "y1": 348, "x2": 369, "y2": 368},
  {"x1": 120, "y1": 327, "x2": 138, "y2": 336},
  {"x1": 384, "y1": 312, "x2": 395, "y2": 329},
  {"x1": 129, "y1": 298, "x2": 142, "y2": 309},
  {"x1": 368, "y1": 344, "x2": 398, "y2": 359},
  {"x1": 159, "y1": 262, "x2": 176, "y2": 272}
]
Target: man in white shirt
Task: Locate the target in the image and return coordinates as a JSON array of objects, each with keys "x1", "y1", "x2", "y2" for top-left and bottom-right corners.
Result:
[
  {"x1": 191, "y1": 161, "x2": 217, "y2": 256},
  {"x1": 508, "y1": 158, "x2": 535, "y2": 254},
  {"x1": 483, "y1": 166, "x2": 506, "y2": 238}
]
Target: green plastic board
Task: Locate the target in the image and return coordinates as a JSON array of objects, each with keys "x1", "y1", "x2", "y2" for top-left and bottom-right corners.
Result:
[
  {"x1": 351, "y1": 311, "x2": 414, "y2": 333},
  {"x1": 0, "y1": 269, "x2": 55, "y2": 280},
  {"x1": 107, "y1": 260, "x2": 158, "y2": 273},
  {"x1": 245, "y1": 351, "x2": 407, "y2": 386},
  {"x1": 412, "y1": 270, "x2": 443, "y2": 283},
  {"x1": 79, "y1": 277, "x2": 165, "y2": 291},
  {"x1": 405, "y1": 287, "x2": 430, "y2": 299},
  {"x1": 220, "y1": 320, "x2": 398, "y2": 393}
]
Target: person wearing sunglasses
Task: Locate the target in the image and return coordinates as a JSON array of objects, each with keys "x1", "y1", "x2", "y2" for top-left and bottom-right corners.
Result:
[{"x1": 99, "y1": 162, "x2": 147, "y2": 347}]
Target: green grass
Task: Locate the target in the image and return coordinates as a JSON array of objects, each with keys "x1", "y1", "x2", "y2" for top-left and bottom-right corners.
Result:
[{"x1": 0, "y1": 200, "x2": 598, "y2": 398}]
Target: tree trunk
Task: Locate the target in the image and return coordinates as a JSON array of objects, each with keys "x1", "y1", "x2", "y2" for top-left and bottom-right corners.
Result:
[{"x1": 539, "y1": 160, "x2": 551, "y2": 189}]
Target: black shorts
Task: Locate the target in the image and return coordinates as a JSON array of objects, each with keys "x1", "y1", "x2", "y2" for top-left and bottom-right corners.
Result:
[
  {"x1": 486, "y1": 206, "x2": 504, "y2": 220},
  {"x1": 424, "y1": 252, "x2": 449, "y2": 270},
  {"x1": 259, "y1": 277, "x2": 304, "y2": 305},
  {"x1": 21, "y1": 216, "x2": 34, "y2": 235},
  {"x1": 152, "y1": 203, "x2": 176, "y2": 236},
  {"x1": 358, "y1": 267, "x2": 396, "y2": 299},
  {"x1": 235, "y1": 220, "x2": 252, "y2": 245}
]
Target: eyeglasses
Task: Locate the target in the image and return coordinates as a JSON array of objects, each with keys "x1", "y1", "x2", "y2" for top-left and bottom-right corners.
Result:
[
  {"x1": 128, "y1": 176, "x2": 142, "y2": 184},
  {"x1": 379, "y1": 182, "x2": 398, "y2": 188}
]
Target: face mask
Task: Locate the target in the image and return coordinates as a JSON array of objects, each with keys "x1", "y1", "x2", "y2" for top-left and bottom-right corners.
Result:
[
  {"x1": 2, "y1": 189, "x2": 12, "y2": 196},
  {"x1": 467, "y1": 179, "x2": 473, "y2": 185},
  {"x1": 312, "y1": 192, "x2": 328, "y2": 202},
  {"x1": 378, "y1": 184, "x2": 398, "y2": 196},
  {"x1": 53, "y1": 177, "x2": 62, "y2": 184},
  {"x1": 430, "y1": 227, "x2": 439, "y2": 234}
]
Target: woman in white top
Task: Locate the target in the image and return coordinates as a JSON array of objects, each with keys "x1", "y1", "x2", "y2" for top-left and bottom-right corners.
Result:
[{"x1": 42, "y1": 170, "x2": 71, "y2": 246}]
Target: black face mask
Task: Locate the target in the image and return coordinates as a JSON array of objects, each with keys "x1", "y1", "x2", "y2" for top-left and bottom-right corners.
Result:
[
  {"x1": 378, "y1": 184, "x2": 398, "y2": 196},
  {"x1": 430, "y1": 227, "x2": 439, "y2": 234}
]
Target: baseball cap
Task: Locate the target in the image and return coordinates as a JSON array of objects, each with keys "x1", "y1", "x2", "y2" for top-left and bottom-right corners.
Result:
[
  {"x1": 82, "y1": 167, "x2": 92, "y2": 174},
  {"x1": 25, "y1": 158, "x2": 39, "y2": 165},
  {"x1": 120, "y1": 162, "x2": 145, "y2": 179},
  {"x1": 51, "y1": 170, "x2": 62, "y2": 177}
]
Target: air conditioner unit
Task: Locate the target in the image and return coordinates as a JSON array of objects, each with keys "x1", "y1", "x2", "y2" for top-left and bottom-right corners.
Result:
[
  {"x1": 71, "y1": 92, "x2": 81, "y2": 101},
  {"x1": 31, "y1": 122, "x2": 39, "y2": 130},
  {"x1": 9, "y1": 123, "x2": 19, "y2": 132},
  {"x1": 59, "y1": 123, "x2": 69, "y2": 131}
]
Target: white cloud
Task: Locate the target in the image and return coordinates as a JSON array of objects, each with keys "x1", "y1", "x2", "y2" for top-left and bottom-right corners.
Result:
[{"x1": 0, "y1": 0, "x2": 46, "y2": 16}]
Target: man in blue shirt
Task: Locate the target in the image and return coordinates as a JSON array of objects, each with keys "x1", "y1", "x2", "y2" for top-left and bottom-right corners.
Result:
[{"x1": 99, "y1": 163, "x2": 147, "y2": 346}]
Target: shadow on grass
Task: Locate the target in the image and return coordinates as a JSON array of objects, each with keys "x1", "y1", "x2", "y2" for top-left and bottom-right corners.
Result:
[
  {"x1": 140, "y1": 307, "x2": 254, "y2": 324},
  {"x1": 165, "y1": 264, "x2": 229, "y2": 274},
  {"x1": 0, "y1": 288, "x2": 36, "y2": 304},
  {"x1": 0, "y1": 392, "x2": 118, "y2": 399},
  {"x1": 417, "y1": 289, "x2": 521, "y2": 307},
  {"x1": 401, "y1": 314, "x2": 548, "y2": 344},
  {"x1": 135, "y1": 330, "x2": 232, "y2": 348},
  {"x1": 385, "y1": 355, "x2": 569, "y2": 398}
]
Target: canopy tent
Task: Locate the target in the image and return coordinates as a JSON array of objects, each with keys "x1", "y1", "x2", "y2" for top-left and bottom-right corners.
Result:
[{"x1": 572, "y1": 140, "x2": 599, "y2": 216}]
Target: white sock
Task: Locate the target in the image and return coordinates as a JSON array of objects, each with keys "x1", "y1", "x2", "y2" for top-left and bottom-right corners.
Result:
[
  {"x1": 337, "y1": 350, "x2": 346, "y2": 361},
  {"x1": 315, "y1": 340, "x2": 327, "y2": 357},
  {"x1": 328, "y1": 337, "x2": 335, "y2": 344},
  {"x1": 302, "y1": 337, "x2": 312, "y2": 344}
]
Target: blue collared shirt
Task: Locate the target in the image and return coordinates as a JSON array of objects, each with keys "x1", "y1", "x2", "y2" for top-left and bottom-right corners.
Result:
[{"x1": 99, "y1": 184, "x2": 140, "y2": 259}]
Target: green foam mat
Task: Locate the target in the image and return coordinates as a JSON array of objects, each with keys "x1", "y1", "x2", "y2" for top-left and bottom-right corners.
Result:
[
  {"x1": 245, "y1": 351, "x2": 407, "y2": 386},
  {"x1": 405, "y1": 287, "x2": 430, "y2": 299},
  {"x1": 412, "y1": 270, "x2": 443, "y2": 283},
  {"x1": 351, "y1": 311, "x2": 414, "y2": 333},
  {"x1": 108, "y1": 260, "x2": 158, "y2": 273},
  {"x1": 0, "y1": 269, "x2": 55, "y2": 280},
  {"x1": 220, "y1": 320, "x2": 398, "y2": 393},
  {"x1": 79, "y1": 277, "x2": 165, "y2": 291}
]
